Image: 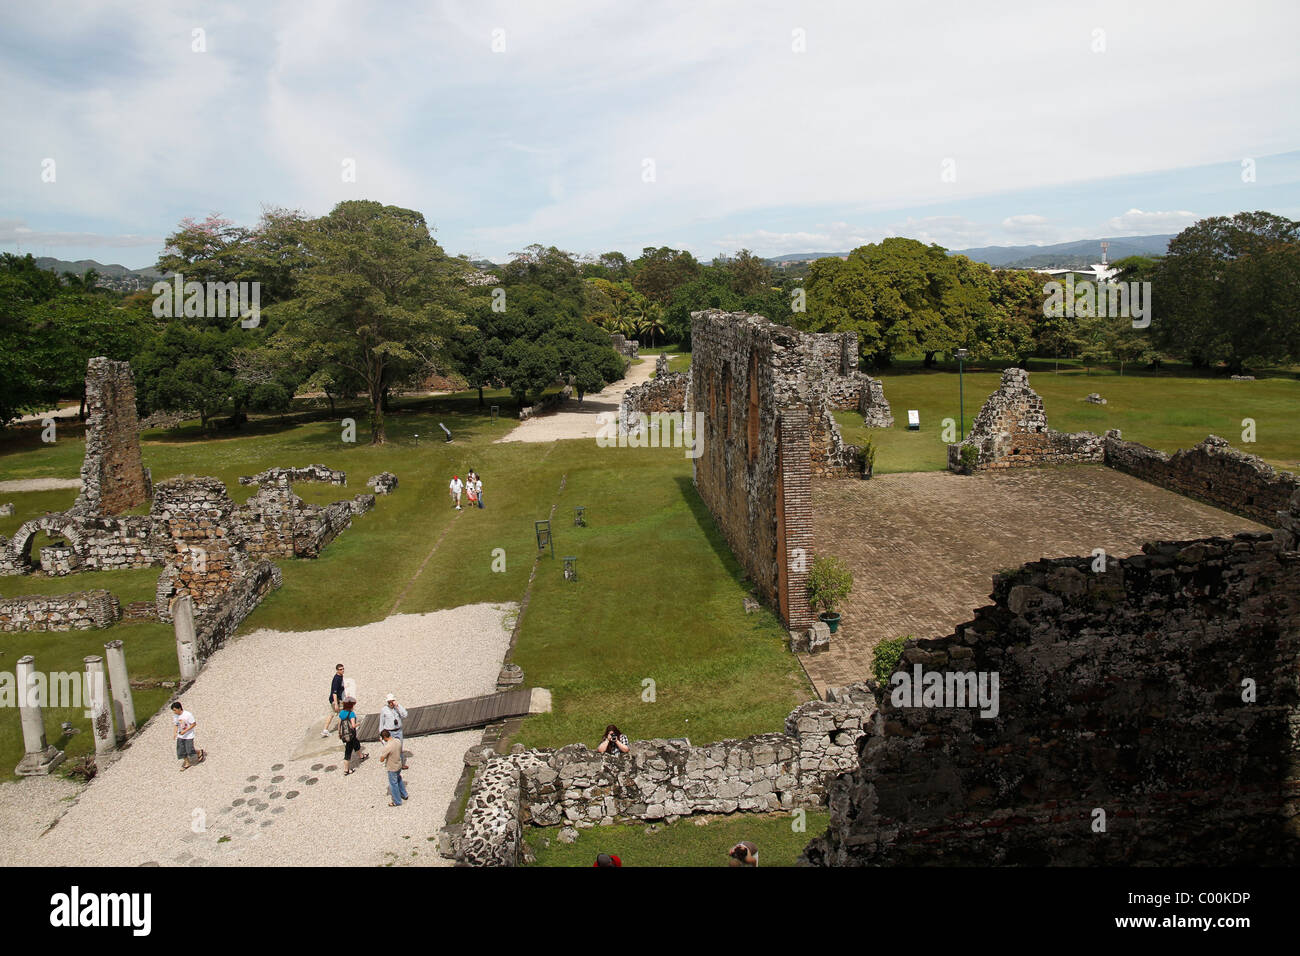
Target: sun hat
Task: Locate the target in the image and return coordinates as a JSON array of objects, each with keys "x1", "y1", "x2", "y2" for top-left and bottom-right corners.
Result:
[{"x1": 385, "y1": 694, "x2": 396, "y2": 702}]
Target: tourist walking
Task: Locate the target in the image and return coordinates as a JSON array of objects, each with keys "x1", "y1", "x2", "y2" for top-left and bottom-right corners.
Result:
[
  {"x1": 449, "y1": 475, "x2": 463, "y2": 510},
  {"x1": 465, "y1": 476, "x2": 478, "y2": 508},
  {"x1": 379, "y1": 694, "x2": 409, "y2": 770},
  {"x1": 171, "y1": 701, "x2": 205, "y2": 771},
  {"x1": 596, "y1": 724, "x2": 630, "y2": 755},
  {"x1": 322, "y1": 662, "x2": 346, "y2": 737},
  {"x1": 338, "y1": 696, "x2": 367, "y2": 774},
  {"x1": 474, "y1": 475, "x2": 484, "y2": 509},
  {"x1": 379, "y1": 730, "x2": 409, "y2": 806},
  {"x1": 727, "y1": 841, "x2": 758, "y2": 866}
]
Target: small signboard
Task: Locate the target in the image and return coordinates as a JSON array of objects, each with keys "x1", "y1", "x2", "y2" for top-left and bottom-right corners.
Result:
[{"x1": 907, "y1": 409, "x2": 920, "y2": 430}]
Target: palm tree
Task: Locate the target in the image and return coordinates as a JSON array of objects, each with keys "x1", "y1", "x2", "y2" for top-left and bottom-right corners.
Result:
[{"x1": 637, "y1": 303, "x2": 665, "y2": 348}]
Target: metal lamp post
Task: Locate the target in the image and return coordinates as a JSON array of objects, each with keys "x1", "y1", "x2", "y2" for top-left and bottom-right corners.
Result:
[{"x1": 955, "y1": 349, "x2": 970, "y2": 440}]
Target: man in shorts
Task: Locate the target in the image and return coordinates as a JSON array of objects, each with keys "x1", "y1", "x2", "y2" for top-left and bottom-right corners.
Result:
[
  {"x1": 449, "y1": 475, "x2": 463, "y2": 510},
  {"x1": 171, "y1": 701, "x2": 205, "y2": 770}
]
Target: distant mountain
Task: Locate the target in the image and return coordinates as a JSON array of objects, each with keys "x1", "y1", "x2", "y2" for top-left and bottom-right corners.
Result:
[
  {"x1": 952, "y1": 235, "x2": 1174, "y2": 269},
  {"x1": 760, "y1": 235, "x2": 1174, "y2": 271},
  {"x1": 34, "y1": 256, "x2": 163, "y2": 292}
]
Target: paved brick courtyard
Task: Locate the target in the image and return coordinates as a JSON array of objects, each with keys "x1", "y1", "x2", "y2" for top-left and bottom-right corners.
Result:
[{"x1": 803, "y1": 466, "x2": 1265, "y2": 695}]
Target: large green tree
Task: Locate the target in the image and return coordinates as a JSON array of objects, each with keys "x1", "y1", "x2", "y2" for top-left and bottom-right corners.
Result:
[
  {"x1": 271, "y1": 200, "x2": 471, "y2": 443},
  {"x1": 1152, "y1": 211, "x2": 1300, "y2": 372}
]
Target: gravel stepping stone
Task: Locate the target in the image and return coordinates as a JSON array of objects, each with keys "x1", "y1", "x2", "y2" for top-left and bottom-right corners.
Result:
[
  {"x1": 286, "y1": 791, "x2": 300, "y2": 799},
  {"x1": 270, "y1": 792, "x2": 282, "y2": 799},
  {"x1": 271, "y1": 764, "x2": 284, "y2": 771},
  {"x1": 271, "y1": 775, "x2": 285, "y2": 783},
  {"x1": 306, "y1": 778, "x2": 319, "y2": 785},
  {"x1": 297, "y1": 775, "x2": 310, "y2": 782},
  {"x1": 311, "y1": 764, "x2": 323, "y2": 770},
  {"x1": 261, "y1": 820, "x2": 273, "y2": 827},
  {"x1": 232, "y1": 798, "x2": 245, "y2": 806},
  {"x1": 246, "y1": 775, "x2": 259, "y2": 782},
  {"x1": 272, "y1": 807, "x2": 285, "y2": 814},
  {"x1": 243, "y1": 786, "x2": 256, "y2": 793},
  {"x1": 324, "y1": 765, "x2": 337, "y2": 772}
]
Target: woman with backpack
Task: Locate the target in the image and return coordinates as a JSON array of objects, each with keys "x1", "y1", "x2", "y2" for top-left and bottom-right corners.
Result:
[{"x1": 338, "y1": 696, "x2": 368, "y2": 774}]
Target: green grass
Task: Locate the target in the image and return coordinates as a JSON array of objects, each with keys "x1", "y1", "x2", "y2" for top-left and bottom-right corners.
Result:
[
  {"x1": 836, "y1": 359, "x2": 1300, "y2": 475},
  {"x1": 528, "y1": 810, "x2": 829, "y2": 867},
  {"x1": 0, "y1": 387, "x2": 810, "y2": 781}
]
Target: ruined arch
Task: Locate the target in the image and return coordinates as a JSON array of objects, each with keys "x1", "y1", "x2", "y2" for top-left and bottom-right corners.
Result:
[{"x1": 9, "y1": 515, "x2": 88, "y2": 571}]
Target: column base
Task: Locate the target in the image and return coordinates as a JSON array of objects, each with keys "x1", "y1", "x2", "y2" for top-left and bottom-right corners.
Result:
[{"x1": 15, "y1": 746, "x2": 65, "y2": 776}]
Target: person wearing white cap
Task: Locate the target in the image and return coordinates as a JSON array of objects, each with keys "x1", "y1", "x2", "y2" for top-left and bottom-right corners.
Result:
[{"x1": 380, "y1": 694, "x2": 409, "y2": 770}]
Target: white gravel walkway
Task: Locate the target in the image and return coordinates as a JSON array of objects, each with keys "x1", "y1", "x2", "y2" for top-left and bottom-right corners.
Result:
[
  {"x1": 0, "y1": 602, "x2": 516, "y2": 867},
  {"x1": 0, "y1": 478, "x2": 82, "y2": 493},
  {"x1": 495, "y1": 356, "x2": 654, "y2": 443}
]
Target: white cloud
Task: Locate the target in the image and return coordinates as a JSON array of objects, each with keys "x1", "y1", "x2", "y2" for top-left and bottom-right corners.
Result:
[
  {"x1": 1106, "y1": 208, "x2": 1199, "y2": 233},
  {"x1": 0, "y1": 219, "x2": 162, "y2": 248}
]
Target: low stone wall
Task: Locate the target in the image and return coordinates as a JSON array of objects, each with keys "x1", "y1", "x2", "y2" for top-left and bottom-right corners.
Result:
[
  {"x1": 1104, "y1": 432, "x2": 1300, "y2": 526},
  {"x1": 0, "y1": 590, "x2": 121, "y2": 632},
  {"x1": 450, "y1": 690, "x2": 874, "y2": 865},
  {"x1": 238, "y1": 464, "x2": 347, "y2": 487},
  {"x1": 619, "y1": 371, "x2": 689, "y2": 428},
  {"x1": 803, "y1": 528, "x2": 1300, "y2": 866},
  {"x1": 655, "y1": 353, "x2": 670, "y2": 377},
  {"x1": 858, "y1": 377, "x2": 894, "y2": 427},
  {"x1": 948, "y1": 368, "x2": 1104, "y2": 470},
  {"x1": 294, "y1": 500, "x2": 352, "y2": 558},
  {"x1": 366, "y1": 473, "x2": 397, "y2": 496},
  {"x1": 2, "y1": 513, "x2": 162, "y2": 576}
]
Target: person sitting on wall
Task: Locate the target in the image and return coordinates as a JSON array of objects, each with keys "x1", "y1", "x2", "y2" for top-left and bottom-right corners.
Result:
[{"x1": 596, "y1": 724, "x2": 630, "y2": 756}]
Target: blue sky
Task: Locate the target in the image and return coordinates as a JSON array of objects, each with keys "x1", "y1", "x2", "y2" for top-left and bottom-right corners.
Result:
[{"x1": 2, "y1": 0, "x2": 1297, "y2": 269}]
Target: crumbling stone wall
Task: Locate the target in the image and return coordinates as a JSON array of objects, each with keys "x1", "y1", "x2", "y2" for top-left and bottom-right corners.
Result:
[
  {"x1": 71, "y1": 357, "x2": 151, "y2": 516},
  {"x1": 609, "y1": 333, "x2": 639, "y2": 359},
  {"x1": 1104, "y1": 433, "x2": 1300, "y2": 527},
  {"x1": 948, "y1": 368, "x2": 1104, "y2": 470},
  {"x1": 152, "y1": 476, "x2": 255, "y2": 618},
  {"x1": 803, "y1": 528, "x2": 1300, "y2": 866},
  {"x1": 619, "y1": 371, "x2": 690, "y2": 425},
  {"x1": 450, "y1": 691, "x2": 873, "y2": 866},
  {"x1": 0, "y1": 590, "x2": 121, "y2": 631},
  {"x1": 655, "y1": 353, "x2": 670, "y2": 377},
  {"x1": 690, "y1": 310, "x2": 874, "y2": 629},
  {"x1": 2, "y1": 514, "x2": 161, "y2": 576},
  {"x1": 237, "y1": 477, "x2": 353, "y2": 560},
  {"x1": 238, "y1": 464, "x2": 346, "y2": 488}
]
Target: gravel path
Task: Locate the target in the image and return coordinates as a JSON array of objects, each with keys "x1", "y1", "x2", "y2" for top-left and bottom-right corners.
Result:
[
  {"x1": 0, "y1": 602, "x2": 516, "y2": 867},
  {"x1": 495, "y1": 357, "x2": 654, "y2": 443},
  {"x1": 0, "y1": 478, "x2": 82, "y2": 493}
]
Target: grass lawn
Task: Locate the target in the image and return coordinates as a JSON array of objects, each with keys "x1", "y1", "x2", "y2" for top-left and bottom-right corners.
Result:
[
  {"x1": 0, "y1": 385, "x2": 810, "y2": 782},
  {"x1": 836, "y1": 358, "x2": 1300, "y2": 475},
  {"x1": 527, "y1": 809, "x2": 829, "y2": 867},
  {"x1": 640, "y1": 345, "x2": 691, "y2": 376}
]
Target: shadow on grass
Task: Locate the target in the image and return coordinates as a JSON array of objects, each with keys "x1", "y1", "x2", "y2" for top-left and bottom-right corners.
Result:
[{"x1": 673, "y1": 475, "x2": 753, "y2": 590}]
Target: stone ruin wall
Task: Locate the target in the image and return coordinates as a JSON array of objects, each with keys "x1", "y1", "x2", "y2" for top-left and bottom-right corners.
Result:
[
  {"x1": 1, "y1": 514, "x2": 161, "y2": 577},
  {"x1": 0, "y1": 590, "x2": 121, "y2": 632},
  {"x1": 1105, "y1": 433, "x2": 1300, "y2": 527},
  {"x1": 947, "y1": 368, "x2": 1104, "y2": 470},
  {"x1": 71, "y1": 357, "x2": 152, "y2": 516},
  {"x1": 804, "y1": 524, "x2": 1300, "y2": 866},
  {"x1": 619, "y1": 371, "x2": 690, "y2": 427},
  {"x1": 450, "y1": 689, "x2": 874, "y2": 866}
]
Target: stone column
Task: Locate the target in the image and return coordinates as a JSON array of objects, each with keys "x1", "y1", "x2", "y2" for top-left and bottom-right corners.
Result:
[
  {"x1": 103, "y1": 639, "x2": 136, "y2": 740},
  {"x1": 173, "y1": 593, "x2": 198, "y2": 682},
  {"x1": 83, "y1": 656, "x2": 115, "y2": 756},
  {"x1": 15, "y1": 656, "x2": 64, "y2": 775}
]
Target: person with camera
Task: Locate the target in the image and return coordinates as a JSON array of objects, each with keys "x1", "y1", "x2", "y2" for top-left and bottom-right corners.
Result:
[{"x1": 595, "y1": 724, "x2": 629, "y2": 755}]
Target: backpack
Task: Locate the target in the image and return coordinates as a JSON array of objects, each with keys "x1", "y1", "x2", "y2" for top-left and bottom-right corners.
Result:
[{"x1": 338, "y1": 710, "x2": 356, "y2": 743}]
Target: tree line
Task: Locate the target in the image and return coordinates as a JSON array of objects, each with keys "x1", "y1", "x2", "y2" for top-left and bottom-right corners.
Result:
[{"x1": 2, "y1": 207, "x2": 1295, "y2": 438}]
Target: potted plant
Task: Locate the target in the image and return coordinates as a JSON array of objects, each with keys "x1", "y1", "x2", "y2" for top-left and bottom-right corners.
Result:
[{"x1": 808, "y1": 555, "x2": 853, "y2": 634}]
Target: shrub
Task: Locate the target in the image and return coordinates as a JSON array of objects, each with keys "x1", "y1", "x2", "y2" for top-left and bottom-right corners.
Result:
[
  {"x1": 860, "y1": 438, "x2": 876, "y2": 476},
  {"x1": 959, "y1": 444, "x2": 979, "y2": 469},
  {"x1": 807, "y1": 555, "x2": 853, "y2": 615},
  {"x1": 872, "y1": 636, "x2": 909, "y2": 686}
]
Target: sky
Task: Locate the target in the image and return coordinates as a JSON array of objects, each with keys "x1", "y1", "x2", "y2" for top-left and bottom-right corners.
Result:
[{"x1": 1, "y1": 0, "x2": 1298, "y2": 269}]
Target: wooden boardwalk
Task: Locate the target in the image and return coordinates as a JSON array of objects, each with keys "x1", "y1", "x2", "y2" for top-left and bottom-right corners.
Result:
[{"x1": 356, "y1": 688, "x2": 533, "y2": 742}]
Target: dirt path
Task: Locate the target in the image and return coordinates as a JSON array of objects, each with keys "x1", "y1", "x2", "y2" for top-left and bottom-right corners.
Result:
[{"x1": 494, "y1": 357, "x2": 654, "y2": 443}]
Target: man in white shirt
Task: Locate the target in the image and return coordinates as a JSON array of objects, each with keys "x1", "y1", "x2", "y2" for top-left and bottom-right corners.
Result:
[
  {"x1": 449, "y1": 475, "x2": 463, "y2": 510},
  {"x1": 379, "y1": 694, "x2": 409, "y2": 770},
  {"x1": 170, "y1": 701, "x2": 205, "y2": 770}
]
